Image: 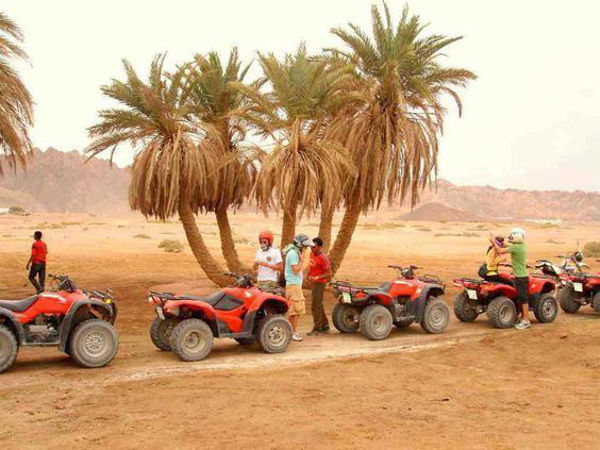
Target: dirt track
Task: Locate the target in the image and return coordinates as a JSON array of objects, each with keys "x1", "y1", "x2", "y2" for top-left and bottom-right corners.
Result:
[{"x1": 1, "y1": 214, "x2": 600, "y2": 449}]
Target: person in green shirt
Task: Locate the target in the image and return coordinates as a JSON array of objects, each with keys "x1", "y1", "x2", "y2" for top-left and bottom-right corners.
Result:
[{"x1": 489, "y1": 228, "x2": 530, "y2": 329}]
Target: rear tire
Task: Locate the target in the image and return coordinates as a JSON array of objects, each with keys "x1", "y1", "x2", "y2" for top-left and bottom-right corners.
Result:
[
  {"x1": 256, "y1": 315, "x2": 292, "y2": 354},
  {"x1": 453, "y1": 291, "x2": 479, "y2": 322},
  {"x1": 421, "y1": 298, "x2": 450, "y2": 334},
  {"x1": 150, "y1": 317, "x2": 179, "y2": 351},
  {"x1": 69, "y1": 319, "x2": 119, "y2": 368},
  {"x1": 592, "y1": 291, "x2": 600, "y2": 313},
  {"x1": 170, "y1": 319, "x2": 213, "y2": 362},
  {"x1": 558, "y1": 286, "x2": 580, "y2": 313},
  {"x1": 332, "y1": 303, "x2": 360, "y2": 333},
  {"x1": 534, "y1": 293, "x2": 558, "y2": 323},
  {"x1": 359, "y1": 304, "x2": 393, "y2": 340},
  {"x1": 486, "y1": 297, "x2": 517, "y2": 329},
  {"x1": 0, "y1": 325, "x2": 18, "y2": 374}
]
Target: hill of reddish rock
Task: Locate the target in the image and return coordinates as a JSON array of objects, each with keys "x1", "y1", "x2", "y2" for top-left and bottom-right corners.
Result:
[
  {"x1": 399, "y1": 202, "x2": 484, "y2": 222},
  {"x1": 0, "y1": 148, "x2": 129, "y2": 213}
]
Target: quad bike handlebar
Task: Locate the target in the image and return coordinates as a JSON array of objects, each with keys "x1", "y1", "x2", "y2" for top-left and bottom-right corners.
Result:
[
  {"x1": 224, "y1": 272, "x2": 254, "y2": 288},
  {"x1": 48, "y1": 273, "x2": 78, "y2": 292}
]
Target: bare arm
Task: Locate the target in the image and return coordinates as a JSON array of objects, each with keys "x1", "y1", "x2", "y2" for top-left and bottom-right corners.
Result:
[
  {"x1": 26, "y1": 254, "x2": 33, "y2": 270},
  {"x1": 489, "y1": 236, "x2": 509, "y2": 255}
]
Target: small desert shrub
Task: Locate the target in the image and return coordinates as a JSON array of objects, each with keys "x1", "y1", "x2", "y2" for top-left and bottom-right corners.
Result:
[
  {"x1": 2, "y1": 234, "x2": 13, "y2": 238},
  {"x1": 8, "y1": 206, "x2": 25, "y2": 214},
  {"x1": 535, "y1": 222, "x2": 560, "y2": 229},
  {"x1": 584, "y1": 241, "x2": 600, "y2": 257},
  {"x1": 82, "y1": 227, "x2": 89, "y2": 231},
  {"x1": 462, "y1": 232, "x2": 479, "y2": 237},
  {"x1": 50, "y1": 223, "x2": 65, "y2": 229},
  {"x1": 416, "y1": 227, "x2": 431, "y2": 232},
  {"x1": 158, "y1": 239, "x2": 183, "y2": 253},
  {"x1": 88, "y1": 222, "x2": 107, "y2": 226},
  {"x1": 546, "y1": 239, "x2": 564, "y2": 245},
  {"x1": 117, "y1": 224, "x2": 126, "y2": 228},
  {"x1": 133, "y1": 233, "x2": 151, "y2": 239},
  {"x1": 233, "y1": 235, "x2": 251, "y2": 245}
]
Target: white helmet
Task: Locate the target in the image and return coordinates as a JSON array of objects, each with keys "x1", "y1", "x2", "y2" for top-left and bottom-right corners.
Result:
[{"x1": 508, "y1": 227, "x2": 526, "y2": 243}]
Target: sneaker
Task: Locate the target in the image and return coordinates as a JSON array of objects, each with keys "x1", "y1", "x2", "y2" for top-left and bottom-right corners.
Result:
[
  {"x1": 307, "y1": 330, "x2": 321, "y2": 336},
  {"x1": 514, "y1": 320, "x2": 531, "y2": 330},
  {"x1": 320, "y1": 327, "x2": 331, "y2": 334},
  {"x1": 291, "y1": 334, "x2": 304, "y2": 342}
]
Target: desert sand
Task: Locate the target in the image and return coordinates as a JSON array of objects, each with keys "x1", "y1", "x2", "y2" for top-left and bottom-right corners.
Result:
[{"x1": 1, "y1": 212, "x2": 600, "y2": 449}]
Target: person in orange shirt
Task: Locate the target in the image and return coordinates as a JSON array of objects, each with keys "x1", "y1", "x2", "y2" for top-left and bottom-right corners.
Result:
[{"x1": 26, "y1": 231, "x2": 47, "y2": 293}]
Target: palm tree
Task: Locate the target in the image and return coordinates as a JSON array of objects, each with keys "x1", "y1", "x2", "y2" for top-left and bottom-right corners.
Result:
[
  {"x1": 87, "y1": 55, "x2": 230, "y2": 286},
  {"x1": 245, "y1": 44, "x2": 354, "y2": 247},
  {"x1": 0, "y1": 12, "x2": 33, "y2": 175},
  {"x1": 183, "y1": 49, "x2": 257, "y2": 273},
  {"x1": 324, "y1": 3, "x2": 476, "y2": 272}
]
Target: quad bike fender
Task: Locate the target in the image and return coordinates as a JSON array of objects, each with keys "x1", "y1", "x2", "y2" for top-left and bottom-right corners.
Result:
[
  {"x1": 528, "y1": 281, "x2": 556, "y2": 306},
  {"x1": 0, "y1": 307, "x2": 26, "y2": 345},
  {"x1": 482, "y1": 284, "x2": 515, "y2": 299},
  {"x1": 163, "y1": 300, "x2": 218, "y2": 321},
  {"x1": 237, "y1": 297, "x2": 290, "y2": 338},
  {"x1": 405, "y1": 285, "x2": 445, "y2": 322},
  {"x1": 369, "y1": 292, "x2": 394, "y2": 306},
  {"x1": 58, "y1": 300, "x2": 115, "y2": 352}
]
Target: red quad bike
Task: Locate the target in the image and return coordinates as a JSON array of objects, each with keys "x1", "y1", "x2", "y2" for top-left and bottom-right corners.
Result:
[
  {"x1": 554, "y1": 258, "x2": 600, "y2": 315},
  {"x1": 0, "y1": 274, "x2": 118, "y2": 374},
  {"x1": 148, "y1": 272, "x2": 292, "y2": 361},
  {"x1": 453, "y1": 266, "x2": 558, "y2": 328},
  {"x1": 331, "y1": 265, "x2": 449, "y2": 340}
]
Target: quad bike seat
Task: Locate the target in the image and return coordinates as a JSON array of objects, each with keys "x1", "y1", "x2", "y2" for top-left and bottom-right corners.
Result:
[
  {"x1": 0, "y1": 295, "x2": 38, "y2": 312},
  {"x1": 176, "y1": 292, "x2": 243, "y2": 311},
  {"x1": 177, "y1": 291, "x2": 225, "y2": 306}
]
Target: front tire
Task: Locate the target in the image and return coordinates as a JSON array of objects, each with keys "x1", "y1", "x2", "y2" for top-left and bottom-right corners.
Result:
[
  {"x1": 0, "y1": 325, "x2": 18, "y2": 374},
  {"x1": 453, "y1": 291, "x2": 479, "y2": 322},
  {"x1": 332, "y1": 303, "x2": 360, "y2": 333},
  {"x1": 421, "y1": 298, "x2": 450, "y2": 334},
  {"x1": 69, "y1": 319, "x2": 119, "y2": 368},
  {"x1": 592, "y1": 291, "x2": 600, "y2": 313},
  {"x1": 486, "y1": 297, "x2": 517, "y2": 329},
  {"x1": 150, "y1": 317, "x2": 179, "y2": 351},
  {"x1": 534, "y1": 293, "x2": 558, "y2": 323},
  {"x1": 558, "y1": 286, "x2": 580, "y2": 313},
  {"x1": 359, "y1": 304, "x2": 393, "y2": 340},
  {"x1": 256, "y1": 315, "x2": 292, "y2": 354},
  {"x1": 170, "y1": 319, "x2": 213, "y2": 362}
]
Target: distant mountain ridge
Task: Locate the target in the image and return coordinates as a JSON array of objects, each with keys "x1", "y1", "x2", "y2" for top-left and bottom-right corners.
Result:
[
  {"x1": 1, "y1": 148, "x2": 599, "y2": 221},
  {"x1": 0, "y1": 148, "x2": 129, "y2": 213}
]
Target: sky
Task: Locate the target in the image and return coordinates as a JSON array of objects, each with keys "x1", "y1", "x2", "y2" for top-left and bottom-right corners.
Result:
[{"x1": 3, "y1": 0, "x2": 600, "y2": 191}]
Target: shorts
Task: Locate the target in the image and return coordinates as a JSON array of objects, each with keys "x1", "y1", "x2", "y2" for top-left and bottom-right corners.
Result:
[
  {"x1": 285, "y1": 285, "x2": 306, "y2": 316},
  {"x1": 514, "y1": 277, "x2": 529, "y2": 305},
  {"x1": 257, "y1": 280, "x2": 281, "y2": 293}
]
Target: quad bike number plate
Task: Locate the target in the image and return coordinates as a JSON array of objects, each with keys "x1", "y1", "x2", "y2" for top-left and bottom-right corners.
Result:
[
  {"x1": 574, "y1": 282, "x2": 583, "y2": 292},
  {"x1": 466, "y1": 289, "x2": 478, "y2": 300},
  {"x1": 341, "y1": 292, "x2": 352, "y2": 304},
  {"x1": 155, "y1": 306, "x2": 165, "y2": 320}
]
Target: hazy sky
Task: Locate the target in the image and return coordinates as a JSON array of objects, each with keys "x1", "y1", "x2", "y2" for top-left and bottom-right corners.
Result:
[{"x1": 3, "y1": 0, "x2": 599, "y2": 191}]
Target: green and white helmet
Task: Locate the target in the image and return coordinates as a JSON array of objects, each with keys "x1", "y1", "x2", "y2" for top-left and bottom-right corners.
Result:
[{"x1": 508, "y1": 227, "x2": 525, "y2": 243}]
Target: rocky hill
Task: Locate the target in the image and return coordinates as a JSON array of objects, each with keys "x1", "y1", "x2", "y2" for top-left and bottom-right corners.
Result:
[
  {"x1": 415, "y1": 180, "x2": 600, "y2": 222},
  {"x1": 0, "y1": 148, "x2": 129, "y2": 213},
  {"x1": 1, "y1": 148, "x2": 599, "y2": 220}
]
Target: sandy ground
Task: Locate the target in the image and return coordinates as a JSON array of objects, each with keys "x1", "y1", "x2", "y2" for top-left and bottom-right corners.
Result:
[{"x1": 1, "y1": 212, "x2": 600, "y2": 449}]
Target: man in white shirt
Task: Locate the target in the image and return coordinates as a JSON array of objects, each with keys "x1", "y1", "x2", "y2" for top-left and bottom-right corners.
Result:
[{"x1": 254, "y1": 230, "x2": 283, "y2": 293}]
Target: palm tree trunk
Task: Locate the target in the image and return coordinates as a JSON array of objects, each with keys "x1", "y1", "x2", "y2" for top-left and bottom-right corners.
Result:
[
  {"x1": 215, "y1": 206, "x2": 248, "y2": 273},
  {"x1": 280, "y1": 201, "x2": 297, "y2": 248},
  {"x1": 328, "y1": 196, "x2": 361, "y2": 275},
  {"x1": 178, "y1": 201, "x2": 229, "y2": 287},
  {"x1": 318, "y1": 205, "x2": 335, "y2": 253}
]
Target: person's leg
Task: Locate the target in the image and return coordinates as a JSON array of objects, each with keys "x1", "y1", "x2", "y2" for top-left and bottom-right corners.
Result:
[
  {"x1": 515, "y1": 277, "x2": 531, "y2": 328},
  {"x1": 29, "y1": 264, "x2": 42, "y2": 293},
  {"x1": 310, "y1": 284, "x2": 322, "y2": 331},
  {"x1": 38, "y1": 263, "x2": 46, "y2": 292},
  {"x1": 315, "y1": 283, "x2": 329, "y2": 331},
  {"x1": 289, "y1": 314, "x2": 299, "y2": 332}
]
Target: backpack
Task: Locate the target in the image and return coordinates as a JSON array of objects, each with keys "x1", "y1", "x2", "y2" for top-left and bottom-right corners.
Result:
[{"x1": 478, "y1": 263, "x2": 488, "y2": 279}]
